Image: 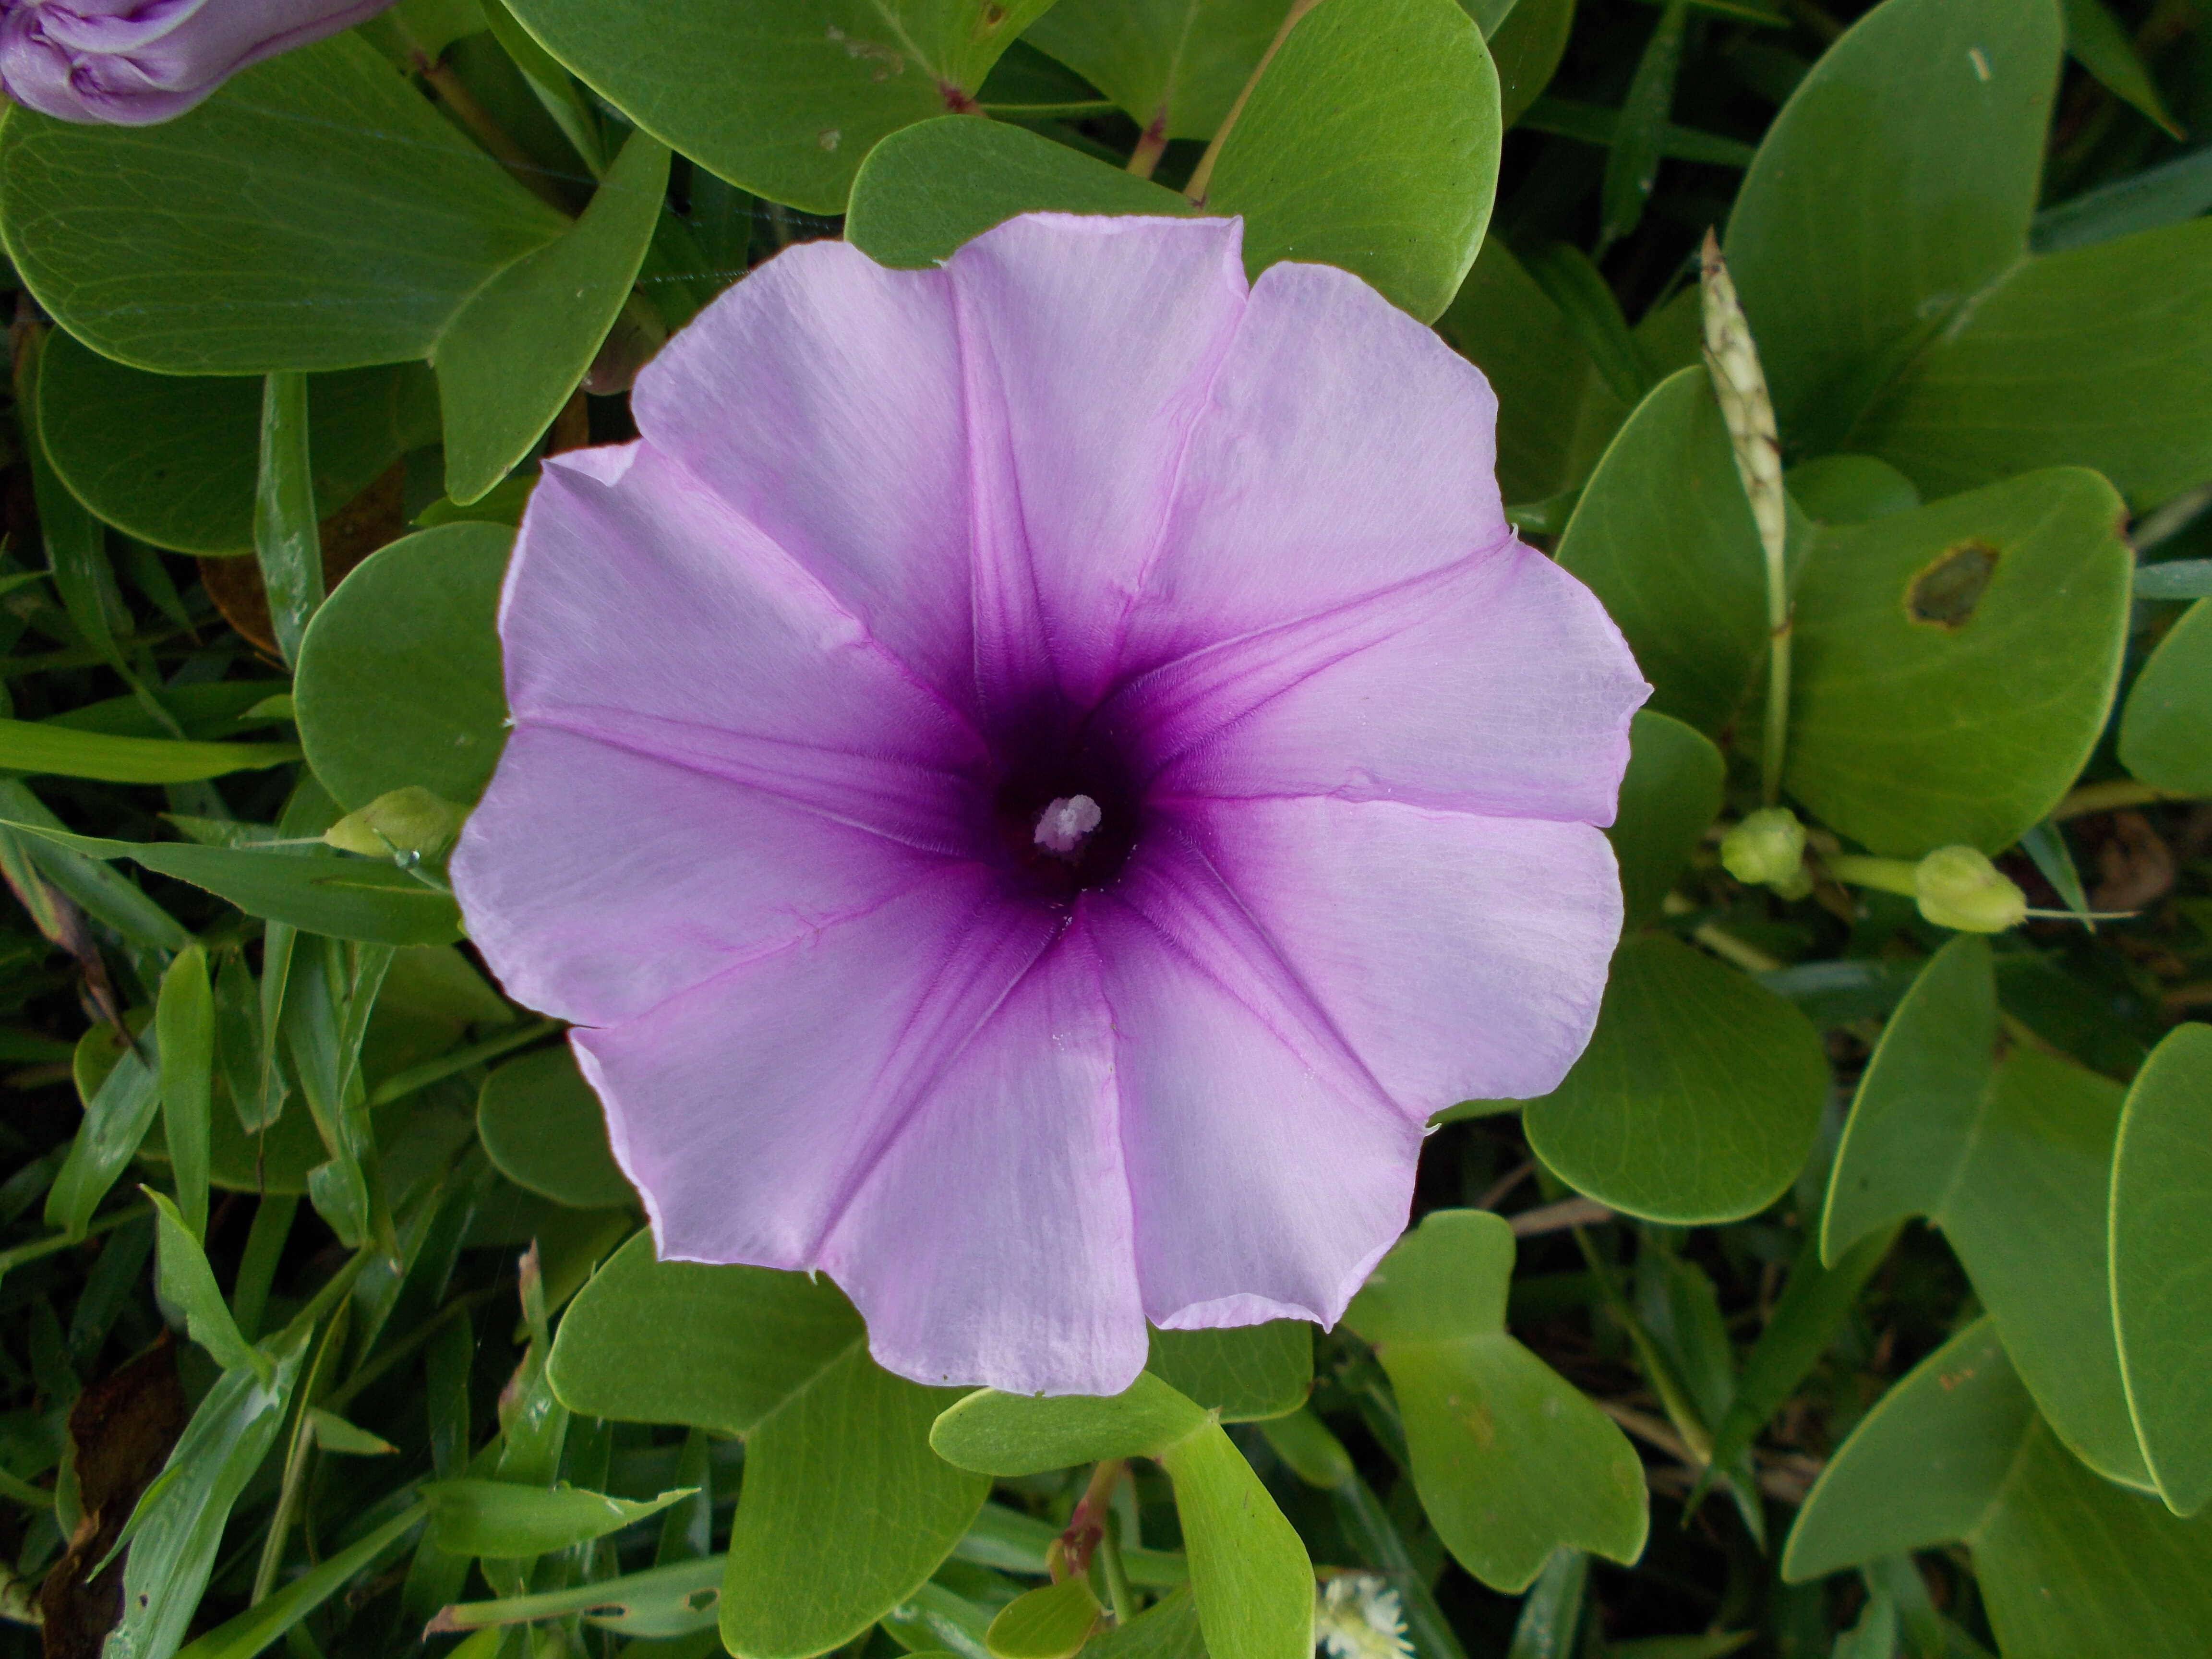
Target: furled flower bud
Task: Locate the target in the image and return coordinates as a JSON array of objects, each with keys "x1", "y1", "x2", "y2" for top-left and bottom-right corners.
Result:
[
  {"x1": 1913, "y1": 846, "x2": 2028, "y2": 934},
  {"x1": 1720, "y1": 807, "x2": 1812, "y2": 898},
  {"x1": 0, "y1": 0, "x2": 392, "y2": 127}
]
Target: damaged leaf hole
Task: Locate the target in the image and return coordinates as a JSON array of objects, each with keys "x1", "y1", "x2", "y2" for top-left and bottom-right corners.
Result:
[{"x1": 1909, "y1": 538, "x2": 2001, "y2": 629}]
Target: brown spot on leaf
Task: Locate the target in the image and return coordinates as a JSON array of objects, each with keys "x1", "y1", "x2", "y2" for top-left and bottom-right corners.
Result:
[
  {"x1": 1908, "y1": 539, "x2": 2000, "y2": 629},
  {"x1": 38, "y1": 1337, "x2": 187, "y2": 1659}
]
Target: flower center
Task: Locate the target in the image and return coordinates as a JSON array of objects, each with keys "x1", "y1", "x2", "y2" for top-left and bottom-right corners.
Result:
[{"x1": 1033, "y1": 794, "x2": 1102, "y2": 857}]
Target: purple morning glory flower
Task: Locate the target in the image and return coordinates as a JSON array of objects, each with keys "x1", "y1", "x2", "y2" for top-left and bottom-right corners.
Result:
[
  {"x1": 0, "y1": 0, "x2": 391, "y2": 124},
  {"x1": 453, "y1": 214, "x2": 1647, "y2": 1396}
]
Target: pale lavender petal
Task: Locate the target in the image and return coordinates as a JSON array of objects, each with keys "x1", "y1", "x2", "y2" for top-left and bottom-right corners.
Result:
[
  {"x1": 629, "y1": 242, "x2": 979, "y2": 711},
  {"x1": 943, "y1": 214, "x2": 1248, "y2": 710},
  {"x1": 1090, "y1": 836, "x2": 1425, "y2": 1331},
  {"x1": 576, "y1": 866, "x2": 1058, "y2": 1271},
  {"x1": 1170, "y1": 796, "x2": 1623, "y2": 1106},
  {"x1": 821, "y1": 925, "x2": 1145, "y2": 1395},
  {"x1": 500, "y1": 444, "x2": 988, "y2": 844},
  {"x1": 1115, "y1": 258, "x2": 1512, "y2": 677},
  {"x1": 0, "y1": 0, "x2": 391, "y2": 124},
  {"x1": 1128, "y1": 542, "x2": 1648, "y2": 823},
  {"x1": 451, "y1": 725, "x2": 949, "y2": 1028}
]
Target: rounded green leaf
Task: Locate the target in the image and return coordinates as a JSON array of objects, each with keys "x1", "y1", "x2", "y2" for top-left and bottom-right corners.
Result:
[
  {"x1": 0, "y1": 34, "x2": 565, "y2": 373},
  {"x1": 37, "y1": 333, "x2": 436, "y2": 555},
  {"x1": 1145, "y1": 1322, "x2": 1311, "y2": 1423},
  {"x1": 1723, "y1": 0, "x2": 2058, "y2": 442},
  {"x1": 1205, "y1": 0, "x2": 1500, "y2": 324},
  {"x1": 477, "y1": 1046, "x2": 635, "y2": 1211},
  {"x1": 930, "y1": 1373, "x2": 1210, "y2": 1477},
  {"x1": 1157, "y1": 1425, "x2": 1313, "y2": 1659},
  {"x1": 294, "y1": 523, "x2": 512, "y2": 811},
  {"x1": 1555, "y1": 369, "x2": 1779, "y2": 736},
  {"x1": 1022, "y1": 0, "x2": 1280, "y2": 140},
  {"x1": 547, "y1": 1231, "x2": 865, "y2": 1436},
  {"x1": 2111, "y1": 1023, "x2": 2212, "y2": 1516},
  {"x1": 719, "y1": 1350, "x2": 987, "y2": 1659},
  {"x1": 501, "y1": 0, "x2": 1058, "y2": 213},
  {"x1": 1609, "y1": 710, "x2": 1725, "y2": 930},
  {"x1": 985, "y1": 1578, "x2": 1101, "y2": 1659},
  {"x1": 1783, "y1": 454, "x2": 1919, "y2": 527},
  {"x1": 1786, "y1": 468, "x2": 2132, "y2": 856},
  {"x1": 2118, "y1": 598, "x2": 2212, "y2": 795},
  {"x1": 433, "y1": 131, "x2": 671, "y2": 505},
  {"x1": 846, "y1": 115, "x2": 1193, "y2": 270},
  {"x1": 1343, "y1": 1210, "x2": 1647, "y2": 1590},
  {"x1": 1524, "y1": 934, "x2": 1827, "y2": 1224}
]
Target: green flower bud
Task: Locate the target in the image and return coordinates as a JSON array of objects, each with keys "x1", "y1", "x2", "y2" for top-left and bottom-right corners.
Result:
[
  {"x1": 1720, "y1": 807, "x2": 1811, "y2": 897},
  {"x1": 324, "y1": 785, "x2": 465, "y2": 863},
  {"x1": 1913, "y1": 846, "x2": 2027, "y2": 934}
]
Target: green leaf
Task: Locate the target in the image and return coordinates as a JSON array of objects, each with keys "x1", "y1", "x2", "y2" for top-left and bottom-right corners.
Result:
[
  {"x1": 1203, "y1": 0, "x2": 1501, "y2": 325},
  {"x1": 424, "y1": 1479, "x2": 695, "y2": 1556},
  {"x1": 2032, "y1": 147, "x2": 2212, "y2": 254},
  {"x1": 147, "y1": 1190, "x2": 260, "y2": 1376},
  {"x1": 931, "y1": 1373, "x2": 1211, "y2": 1475},
  {"x1": 108, "y1": 1329, "x2": 308, "y2": 1659},
  {"x1": 548, "y1": 1232, "x2": 864, "y2": 1434},
  {"x1": 500, "y1": 0, "x2": 1058, "y2": 213},
  {"x1": 306, "y1": 1407, "x2": 397, "y2": 1456},
  {"x1": 1434, "y1": 238, "x2": 1629, "y2": 506},
  {"x1": 0, "y1": 821, "x2": 463, "y2": 947},
  {"x1": 430, "y1": 1553, "x2": 725, "y2": 1637},
  {"x1": 984, "y1": 1577, "x2": 1101, "y2": 1659},
  {"x1": 934, "y1": 1378, "x2": 1312, "y2": 1659},
  {"x1": 1782, "y1": 455, "x2": 1919, "y2": 526},
  {"x1": 1021, "y1": 0, "x2": 1282, "y2": 140},
  {"x1": 478, "y1": 1046, "x2": 634, "y2": 1210},
  {"x1": 1819, "y1": 937, "x2": 2151, "y2": 1489},
  {"x1": 1145, "y1": 1322, "x2": 1311, "y2": 1423},
  {"x1": 1608, "y1": 711, "x2": 1725, "y2": 930},
  {"x1": 156, "y1": 947, "x2": 215, "y2": 1242},
  {"x1": 2135, "y1": 559, "x2": 2212, "y2": 601},
  {"x1": 36, "y1": 333, "x2": 435, "y2": 556},
  {"x1": 1554, "y1": 369, "x2": 1785, "y2": 736},
  {"x1": 1490, "y1": 0, "x2": 1576, "y2": 127},
  {"x1": 1343, "y1": 1209, "x2": 1647, "y2": 1591},
  {"x1": 434, "y1": 130, "x2": 671, "y2": 504},
  {"x1": 1785, "y1": 469, "x2": 2132, "y2": 856},
  {"x1": 174, "y1": 1500, "x2": 428, "y2": 1659},
  {"x1": 1505, "y1": 1548, "x2": 1587, "y2": 1659},
  {"x1": 2118, "y1": 598, "x2": 2212, "y2": 795},
  {"x1": 719, "y1": 1351, "x2": 986, "y2": 1659},
  {"x1": 1523, "y1": 935, "x2": 1828, "y2": 1224},
  {"x1": 1783, "y1": 1320, "x2": 2212, "y2": 1659},
  {"x1": 254, "y1": 371, "x2": 323, "y2": 668},
  {"x1": 1084, "y1": 1586, "x2": 1207, "y2": 1659},
  {"x1": 1723, "y1": 0, "x2": 2059, "y2": 444},
  {"x1": 0, "y1": 34, "x2": 565, "y2": 373},
  {"x1": 845, "y1": 115, "x2": 1194, "y2": 270},
  {"x1": 2061, "y1": 0, "x2": 2180, "y2": 137},
  {"x1": 2111, "y1": 1022, "x2": 2212, "y2": 1516},
  {"x1": 0, "y1": 719, "x2": 299, "y2": 784},
  {"x1": 1852, "y1": 221, "x2": 2212, "y2": 510},
  {"x1": 46, "y1": 1024, "x2": 161, "y2": 1240},
  {"x1": 1598, "y1": 0, "x2": 1689, "y2": 250},
  {"x1": 294, "y1": 523, "x2": 513, "y2": 811}
]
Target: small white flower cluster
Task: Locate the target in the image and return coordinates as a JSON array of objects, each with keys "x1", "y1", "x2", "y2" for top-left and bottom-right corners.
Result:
[{"x1": 1315, "y1": 1574, "x2": 1413, "y2": 1659}]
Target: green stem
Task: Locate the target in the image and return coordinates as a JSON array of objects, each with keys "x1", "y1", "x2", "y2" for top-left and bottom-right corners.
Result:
[
  {"x1": 364, "y1": 1018, "x2": 559, "y2": 1108},
  {"x1": 0, "y1": 1202, "x2": 147, "y2": 1286},
  {"x1": 1825, "y1": 853, "x2": 1919, "y2": 898},
  {"x1": 253, "y1": 373, "x2": 322, "y2": 668},
  {"x1": 1097, "y1": 1511, "x2": 1137, "y2": 1625},
  {"x1": 1182, "y1": 0, "x2": 1322, "y2": 204}
]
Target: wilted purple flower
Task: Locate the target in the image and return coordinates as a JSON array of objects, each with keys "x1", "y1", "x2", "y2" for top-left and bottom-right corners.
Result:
[
  {"x1": 454, "y1": 215, "x2": 1647, "y2": 1396},
  {"x1": 0, "y1": 0, "x2": 389, "y2": 124}
]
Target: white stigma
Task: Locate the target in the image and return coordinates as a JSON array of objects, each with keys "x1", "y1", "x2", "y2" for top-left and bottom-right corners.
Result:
[{"x1": 1034, "y1": 794, "x2": 1103, "y2": 857}]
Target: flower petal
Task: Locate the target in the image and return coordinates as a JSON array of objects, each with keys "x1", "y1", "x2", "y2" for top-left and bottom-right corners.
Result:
[
  {"x1": 573, "y1": 865, "x2": 1056, "y2": 1275},
  {"x1": 452, "y1": 725, "x2": 949, "y2": 1026},
  {"x1": 1167, "y1": 795, "x2": 1624, "y2": 1107},
  {"x1": 1130, "y1": 543, "x2": 1648, "y2": 823},
  {"x1": 944, "y1": 214, "x2": 1249, "y2": 710},
  {"x1": 820, "y1": 925, "x2": 1144, "y2": 1395},
  {"x1": 629, "y1": 241, "x2": 979, "y2": 709},
  {"x1": 1088, "y1": 834, "x2": 1425, "y2": 1331},
  {"x1": 1116, "y1": 258, "x2": 1513, "y2": 676}
]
